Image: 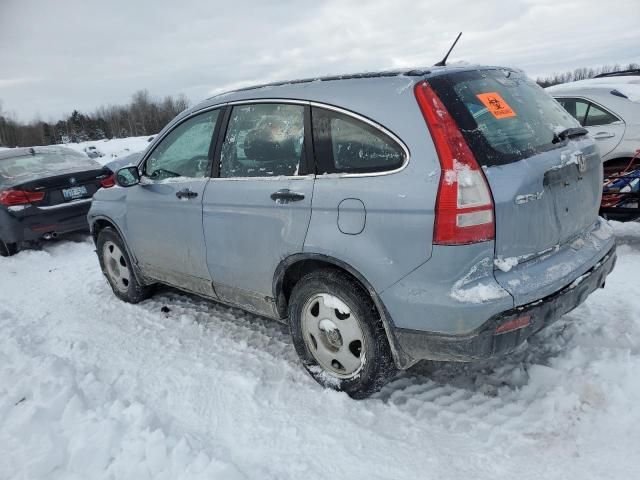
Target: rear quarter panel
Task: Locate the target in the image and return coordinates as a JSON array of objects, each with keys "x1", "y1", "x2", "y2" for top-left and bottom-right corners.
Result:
[{"x1": 296, "y1": 76, "x2": 441, "y2": 292}]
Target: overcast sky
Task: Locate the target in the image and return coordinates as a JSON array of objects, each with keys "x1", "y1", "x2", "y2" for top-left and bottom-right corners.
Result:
[{"x1": 1, "y1": 0, "x2": 639, "y2": 122}]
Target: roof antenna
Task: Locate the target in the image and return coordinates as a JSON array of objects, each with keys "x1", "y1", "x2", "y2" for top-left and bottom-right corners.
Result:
[{"x1": 434, "y1": 32, "x2": 462, "y2": 67}]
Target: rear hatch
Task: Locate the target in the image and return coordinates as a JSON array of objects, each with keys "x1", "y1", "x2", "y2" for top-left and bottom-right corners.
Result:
[{"x1": 429, "y1": 69, "x2": 604, "y2": 298}]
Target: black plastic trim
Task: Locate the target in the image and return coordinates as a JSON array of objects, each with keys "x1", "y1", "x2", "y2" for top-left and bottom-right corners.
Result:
[
  {"x1": 89, "y1": 214, "x2": 151, "y2": 286},
  {"x1": 211, "y1": 106, "x2": 231, "y2": 178}
]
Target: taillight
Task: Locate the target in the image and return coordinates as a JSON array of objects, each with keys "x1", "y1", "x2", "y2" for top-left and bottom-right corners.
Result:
[
  {"x1": 0, "y1": 189, "x2": 45, "y2": 207},
  {"x1": 100, "y1": 174, "x2": 115, "y2": 188},
  {"x1": 495, "y1": 315, "x2": 531, "y2": 335},
  {"x1": 414, "y1": 81, "x2": 495, "y2": 245}
]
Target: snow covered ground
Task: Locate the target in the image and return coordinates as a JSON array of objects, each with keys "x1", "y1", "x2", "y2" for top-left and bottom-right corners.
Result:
[
  {"x1": 1, "y1": 136, "x2": 151, "y2": 163},
  {"x1": 61, "y1": 137, "x2": 151, "y2": 165},
  {"x1": 1, "y1": 223, "x2": 640, "y2": 479}
]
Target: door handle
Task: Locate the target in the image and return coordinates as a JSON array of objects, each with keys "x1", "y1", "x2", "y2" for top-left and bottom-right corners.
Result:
[
  {"x1": 593, "y1": 132, "x2": 615, "y2": 139},
  {"x1": 270, "y1": 189, "x2": 305, "y2": 203},
  {"x1": 176, "y1": 188, "x2": 198, "y2": 199}
]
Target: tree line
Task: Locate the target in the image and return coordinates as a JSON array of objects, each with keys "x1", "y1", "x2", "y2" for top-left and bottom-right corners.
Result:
[
  {"x1": 2, "y1": 63, "x2": 639, "y2": 147},
  {"x1": 0, "y1": 90, "x2": 190, "y2": 148},
  {"x1": 536, "y1": 63, "x2": 639, "y2": 88}
]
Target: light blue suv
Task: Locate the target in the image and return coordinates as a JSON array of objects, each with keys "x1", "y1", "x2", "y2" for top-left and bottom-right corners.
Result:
[{"x1": 89, "y1": 65, "x2": 616, "y2": 398}]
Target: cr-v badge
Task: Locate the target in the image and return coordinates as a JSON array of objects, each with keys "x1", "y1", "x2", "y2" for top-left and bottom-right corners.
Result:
[{"x1": 515, "y1": 191, "x2": 544, "y2": 205}]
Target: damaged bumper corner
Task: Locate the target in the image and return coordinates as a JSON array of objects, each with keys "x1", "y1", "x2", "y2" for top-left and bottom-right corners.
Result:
[{"x1": 392, "y1": 244, "x2": 617, "y2": 364}]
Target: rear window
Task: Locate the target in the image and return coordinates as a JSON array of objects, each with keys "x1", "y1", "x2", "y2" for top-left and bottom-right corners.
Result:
[
  {"x1": 429, "y1": 69, "x2": 580, "y2": 166},
  {"x1": 0, "y1": 151, "x2": 98, "y2": 183}
]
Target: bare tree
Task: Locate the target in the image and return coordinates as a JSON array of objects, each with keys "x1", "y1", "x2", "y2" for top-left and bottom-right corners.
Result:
[
  {"x1": 1, "y1": 90, "x2": 191, "y2": 147},
  {"x1": 537, "y1": 62, "x2": 640, "y2": 87}
]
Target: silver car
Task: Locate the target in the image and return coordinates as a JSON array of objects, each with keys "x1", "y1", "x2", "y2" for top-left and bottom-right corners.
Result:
[
  {"x1": 547, "y1": 71, "x2": 640, "y2": 172},
  {"x1": 88, "y1": 65, "x2": 616, "y2": 398}
]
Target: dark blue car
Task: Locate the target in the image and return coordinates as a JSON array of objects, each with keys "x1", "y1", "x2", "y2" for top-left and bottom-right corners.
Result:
[{"x1": 0, "y1": 146, "x2": 114, "y2": 256}]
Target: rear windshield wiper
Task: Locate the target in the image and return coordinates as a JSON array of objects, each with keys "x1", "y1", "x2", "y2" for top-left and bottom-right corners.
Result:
[{"x1": 552, "y1": 127, "x2": 589, "y2": 144}]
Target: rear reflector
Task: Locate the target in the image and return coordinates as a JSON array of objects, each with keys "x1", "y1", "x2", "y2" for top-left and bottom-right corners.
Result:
[
  {"x1": 495, "y1": 315, "x2": 531, "y2": 335},
  {"x1": 0, "y1": 189, "x2": 45, "y2": 206},
  {"x1": 414, "y1": 81, "x2": 495, "y2": 245},
  {"x1": 100, "y1": 174, "x2": 116, "y2": 188}
]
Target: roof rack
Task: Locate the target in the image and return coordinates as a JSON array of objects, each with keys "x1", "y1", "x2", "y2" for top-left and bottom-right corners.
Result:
[
  {"x1": 594, "y1": 69, "x2": 640, "y2": 78},
  {"x1": 208, "y1": 68, "x2": 432, "y2": 99}
]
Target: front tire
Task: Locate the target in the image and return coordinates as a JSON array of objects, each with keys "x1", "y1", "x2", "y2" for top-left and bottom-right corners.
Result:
[
  {"x1": 288, "y1": 268, "x2": 397, "y2": 399},
  {"x1": 96, "y1": 227, "x2": 152, "y2": 303}
]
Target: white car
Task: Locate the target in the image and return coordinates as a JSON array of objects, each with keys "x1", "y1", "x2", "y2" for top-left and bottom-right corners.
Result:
[
  {"x1": 83, "y1": 145, "x2": 104, "y2": 159},
  {"x1": 547, "y1": 71, "x2": 640, "y2": 172}
]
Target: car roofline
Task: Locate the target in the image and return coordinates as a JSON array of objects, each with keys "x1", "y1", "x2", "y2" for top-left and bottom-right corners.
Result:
[{"x1": 205, "y1": 64, "x2": 517, "y2": 101}]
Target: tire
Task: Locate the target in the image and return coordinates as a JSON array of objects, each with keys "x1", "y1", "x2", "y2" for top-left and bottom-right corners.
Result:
[
  {"x1": 0, "y1": 239, "x2": 18, "y2": 257},
  {"x1": 288, "y1": 268, "x2": 397, "y2": 399},
  {"x1": 96, "y1": 227, "x2": 153, "y2": 303}
]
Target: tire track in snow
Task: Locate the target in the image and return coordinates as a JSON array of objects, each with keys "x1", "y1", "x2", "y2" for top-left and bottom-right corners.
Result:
[{"x1": 2, "y1": 234, "x2": 640, "y2": 479}]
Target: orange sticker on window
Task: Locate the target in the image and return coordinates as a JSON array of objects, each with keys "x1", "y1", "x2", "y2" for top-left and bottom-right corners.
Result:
[{"x1": 476, "y1": 92, "x2": 516, "y2": 119}]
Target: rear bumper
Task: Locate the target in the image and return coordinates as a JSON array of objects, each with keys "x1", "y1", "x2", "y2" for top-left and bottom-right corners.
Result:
[
  {"x1": 0, "y1": 199, "x2": 92, "y2": 243},
  {"x1": 393, "y1": 244, "x2": 616, "y2": 363}
]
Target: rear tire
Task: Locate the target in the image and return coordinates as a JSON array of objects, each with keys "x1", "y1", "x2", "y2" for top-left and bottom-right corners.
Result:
[
  {"x1": 0, "y1": 239, "x2": 18, "y2": 257},
  {"x1": 288, "y1": 268, "x2": 397, "y2": 399},
  {"x1": 96, "y1": 227, "x2": 153, "y2": 303}
]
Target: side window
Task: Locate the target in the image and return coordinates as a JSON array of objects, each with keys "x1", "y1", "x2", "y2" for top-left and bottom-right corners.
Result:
[
  {"x1": 584, "y1": 103, "x2": 619, "y2": 127},
  {"x1": 556, "y1": 98, "x2": 589, "y2": 126},
  {"x1": 145, "y1": 109, "x2": 219, "y2": 180},
  {"x1": 219, "y1": 104, "x2": 305, "y2": 178},
  {"x1": 312, "y1": 107, "x2": 405, "y2": 174}
]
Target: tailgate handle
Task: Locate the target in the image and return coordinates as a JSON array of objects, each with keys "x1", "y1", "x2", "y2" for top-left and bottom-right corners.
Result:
[
  {"x1": 270, "y1": 189, "x2": 305, "y2": 203},
  {"x1": 176, "y1": 188, "x2": 198, "y2": 199}
]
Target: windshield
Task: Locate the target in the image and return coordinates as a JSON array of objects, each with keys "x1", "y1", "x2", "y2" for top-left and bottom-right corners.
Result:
[
  {"x1": 0, "y1": 151, "x2": 98, "y2": 183},
  {"x1": 429, "y1": 69, "x2": 580, "y2": 166}
]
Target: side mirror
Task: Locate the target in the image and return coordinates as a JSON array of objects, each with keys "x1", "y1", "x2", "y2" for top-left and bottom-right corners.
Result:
[{"x1": 116, "y1": 166, "x2": 140, "y2": 187}]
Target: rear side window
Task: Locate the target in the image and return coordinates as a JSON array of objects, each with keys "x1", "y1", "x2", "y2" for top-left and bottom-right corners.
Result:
[
  {"x1": 556, "y1": 98, "x2": 590, "y2": 125},
  {"x1": 219, "y1": 103, "x2": 305, "y2": 178},
  {"x1": 312, "y1": 107, "x2": 405, "y2": 174},
  {"x1": 429, "y1": 69, "x2": 580, "y2": 166},
  {"x1": 584, "y1": 103, "x2": 620, "y2": 127},
  {"x1": 556, "y1": 97, "x2": 620, "y2": 127}
]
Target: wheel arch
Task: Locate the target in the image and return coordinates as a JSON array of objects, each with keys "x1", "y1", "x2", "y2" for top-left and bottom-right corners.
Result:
[
  {"x1": 90, "y1": 215, "x2": 149, "y2": 285},
  {"x1": 273, "y1": 253, "x2": 411, "y2": 368}
]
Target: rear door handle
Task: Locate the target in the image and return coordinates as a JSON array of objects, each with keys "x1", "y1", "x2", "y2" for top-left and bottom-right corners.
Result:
[
  {"x1": 176, "y1": 188, "x2": 198, "y2": 199},
  {"x1": 593, "y1": 132, "x2": 615, "y2": 139},
  {"x1": 270, "y1": 189, "x2": 305, "y2": 203}
]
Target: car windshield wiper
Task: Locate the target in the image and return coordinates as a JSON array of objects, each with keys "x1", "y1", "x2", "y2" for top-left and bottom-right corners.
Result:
[
  {"x1": 151, "y1": 168, "x2": 181, "y2": 179},
  {"x1": 552, "y1": 127, "x2": 589, "y2": 144}
]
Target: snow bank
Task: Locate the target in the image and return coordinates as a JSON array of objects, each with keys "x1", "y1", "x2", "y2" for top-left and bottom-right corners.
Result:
[
  {"x1": 1, "y1": 136, "x2": 150, "y2": 164},
  {"x1": 63, "y1": 137, "x2": 151, "y2": 165},
  {"x1": 609, "y1": 219, "x2": 640, "y2": 239}
]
